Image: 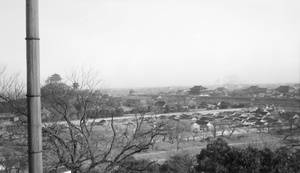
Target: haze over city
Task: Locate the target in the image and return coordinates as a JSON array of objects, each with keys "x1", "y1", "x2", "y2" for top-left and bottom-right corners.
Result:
[{"x1": 1, "y1": 0, "x2": 299, "y2": 88}]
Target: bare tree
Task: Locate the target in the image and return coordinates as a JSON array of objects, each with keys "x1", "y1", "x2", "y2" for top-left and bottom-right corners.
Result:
[
  {"x1": 274, "y1": 111, "x2": 300, "y2": 149},
  {"x1": 43, "y1": 113, "x2": 164, "y2": 172},
  {"x1": 226, "y1": 122, "x2": 237, "y2": 139},
  {"x1": 41, "y1": 68, "x2": 165, "y2": 172},
  {"x1": 1, "y1": 67, "x2": 166, "y2": 172},
  {"x1": 164, "y1": 120, "x2": 190, "y2": 151},
  {"x1": 0, "y1": 66, "x2": 28, "y2": 172},
  {"x1": 0, "y1": 66, "x2": 26, "y2": 115}
]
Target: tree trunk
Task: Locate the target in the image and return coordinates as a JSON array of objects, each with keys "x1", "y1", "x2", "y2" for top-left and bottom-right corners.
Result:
[{"x1": 228, "y1": 128, "x2": 235, "y2": 138}]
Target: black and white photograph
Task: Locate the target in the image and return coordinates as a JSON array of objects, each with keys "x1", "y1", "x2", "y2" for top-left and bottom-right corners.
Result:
[{"x1": 0, "y1": 0, "x2": 300, "y2": 172}]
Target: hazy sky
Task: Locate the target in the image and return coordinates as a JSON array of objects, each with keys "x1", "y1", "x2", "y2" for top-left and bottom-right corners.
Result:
[{"x1": 1, "y1": 0, "x2": 299, "y2": 88}]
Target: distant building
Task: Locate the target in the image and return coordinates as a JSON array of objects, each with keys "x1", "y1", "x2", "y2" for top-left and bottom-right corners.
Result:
[
  {"x1": 188, "y1": 85, "x2": 207, "y2": 95},
  {"x1": 0, "y1": 113, "x2": 18, "y2": 123},
  {"x1": 215, "y1": 87, "x2": 228, "y2": 92},
  {"x1": 245, "y1": 86, "x2": 267, "y2": 94},
  {"x1": 191, "y1": 121, "x2": 208, "y2": 131},
  {"x1": 156, "y1": 95, "x2": 164, "y2": 100},
  {"x1": 129, "y1": 89, "x2": 137, "y2": 95},
  {"x1": 275, "y1": 86, "x2": 293, "y2": 93},
  {"x1": 154, "y1": 100, "x2": 167, "y2": 109}
]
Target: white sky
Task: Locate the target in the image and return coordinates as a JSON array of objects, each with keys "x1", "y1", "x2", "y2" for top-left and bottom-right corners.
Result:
[{"x1": 1, "y1": 0, "x2": 300, "y2": 88}]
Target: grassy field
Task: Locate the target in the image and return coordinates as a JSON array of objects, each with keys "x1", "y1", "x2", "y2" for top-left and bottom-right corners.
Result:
[{"x1": 134, "y1": 132, "x2": 284, "y2": 161}]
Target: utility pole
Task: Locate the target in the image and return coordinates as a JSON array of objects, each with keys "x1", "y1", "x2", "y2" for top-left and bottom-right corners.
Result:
[{"x1": 26, "y1": 0, "x2": 43, "y2": 172}]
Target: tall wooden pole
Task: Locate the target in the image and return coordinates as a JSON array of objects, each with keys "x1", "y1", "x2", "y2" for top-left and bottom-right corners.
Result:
[{"x1": 26, "y1": 0, "x2": 43, "y2": 172}]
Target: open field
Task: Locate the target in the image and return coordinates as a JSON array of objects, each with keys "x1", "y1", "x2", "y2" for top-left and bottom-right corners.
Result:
[{"x1": 133, "y1": 132, "x2": 284, "y2": 161}]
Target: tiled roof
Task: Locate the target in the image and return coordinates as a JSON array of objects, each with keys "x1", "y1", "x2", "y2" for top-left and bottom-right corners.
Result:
[
  {"x1": 155, "y1": 100, "x2": 167, "y2": 108},
  {"x1": 190, "y1": 85, "x2": 207, "y2": 90}
]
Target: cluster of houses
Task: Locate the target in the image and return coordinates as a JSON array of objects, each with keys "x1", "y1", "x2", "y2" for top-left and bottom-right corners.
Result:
[
  {"x1": 187, "y1": 107, "x2": 299, "y2": 135},
  {"x1": 125, "y1": 105, "x2": 296, "y2": 136},
  {"x1": 92, "y1": 105, "x2": 300, "y2": 142},
  {"x1": 186, "y1": 85, "x2": 300, "y2": 98},
  {"x1": 238, "y1": 85, "x2": 300, "y2": 98}
]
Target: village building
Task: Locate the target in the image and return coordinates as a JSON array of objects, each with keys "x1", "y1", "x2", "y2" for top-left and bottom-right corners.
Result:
[
  {"x1": 191, "y1": 120, "x2": 210, "y2": 132},
  {"x1": 275, "y1": 86, "x2": 294, "y2": 93},
  {"x1": 0, "y1": 113, "x2": 19, "y2": 124},
  {"x1": 188, "y1": 85, "x2": 207, "y2": 95},
  {"x1": 245, "y1": 86, "x2": 267, "y2": 94}
]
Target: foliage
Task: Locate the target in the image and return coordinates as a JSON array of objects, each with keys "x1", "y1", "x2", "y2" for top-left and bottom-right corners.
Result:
[
  {"x1": 113, "y1": 153, "x2": 196, "y2": 173},
  {"x1": 218, "y1": 102, "x2": 230, "y2": 109},
  {"x1": 194, "y1": 138, "x2": 300, "y2": 173},
  {"x1": 113, "y1": 156, "x2": 160, "y2": 173},
  {"x1": 160, "y1": 153, "x2": 195, "y2": 173}
]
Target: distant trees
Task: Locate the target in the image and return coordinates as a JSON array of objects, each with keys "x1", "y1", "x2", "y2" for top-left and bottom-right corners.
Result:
[
  {"x1": 163, "y1": 120, "x2": 191, "y2": 150},
  {"x1": 217, "y1": 101, "x2": 229, "y2": 109},
  {"x1": 279, "y1": 112, "x2": 299, "y2": 132},
  {"x1": 160, "y1": 153, "x2": 195, "y2": 173},
  {"x1": 275, "y1": 111, "x2": 300, "y2": 148}
]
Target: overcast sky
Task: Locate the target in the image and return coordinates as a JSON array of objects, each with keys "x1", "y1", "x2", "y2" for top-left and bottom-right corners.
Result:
[{"x1": 1, "y1": 0, "x2": 299, "y2": 88}]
